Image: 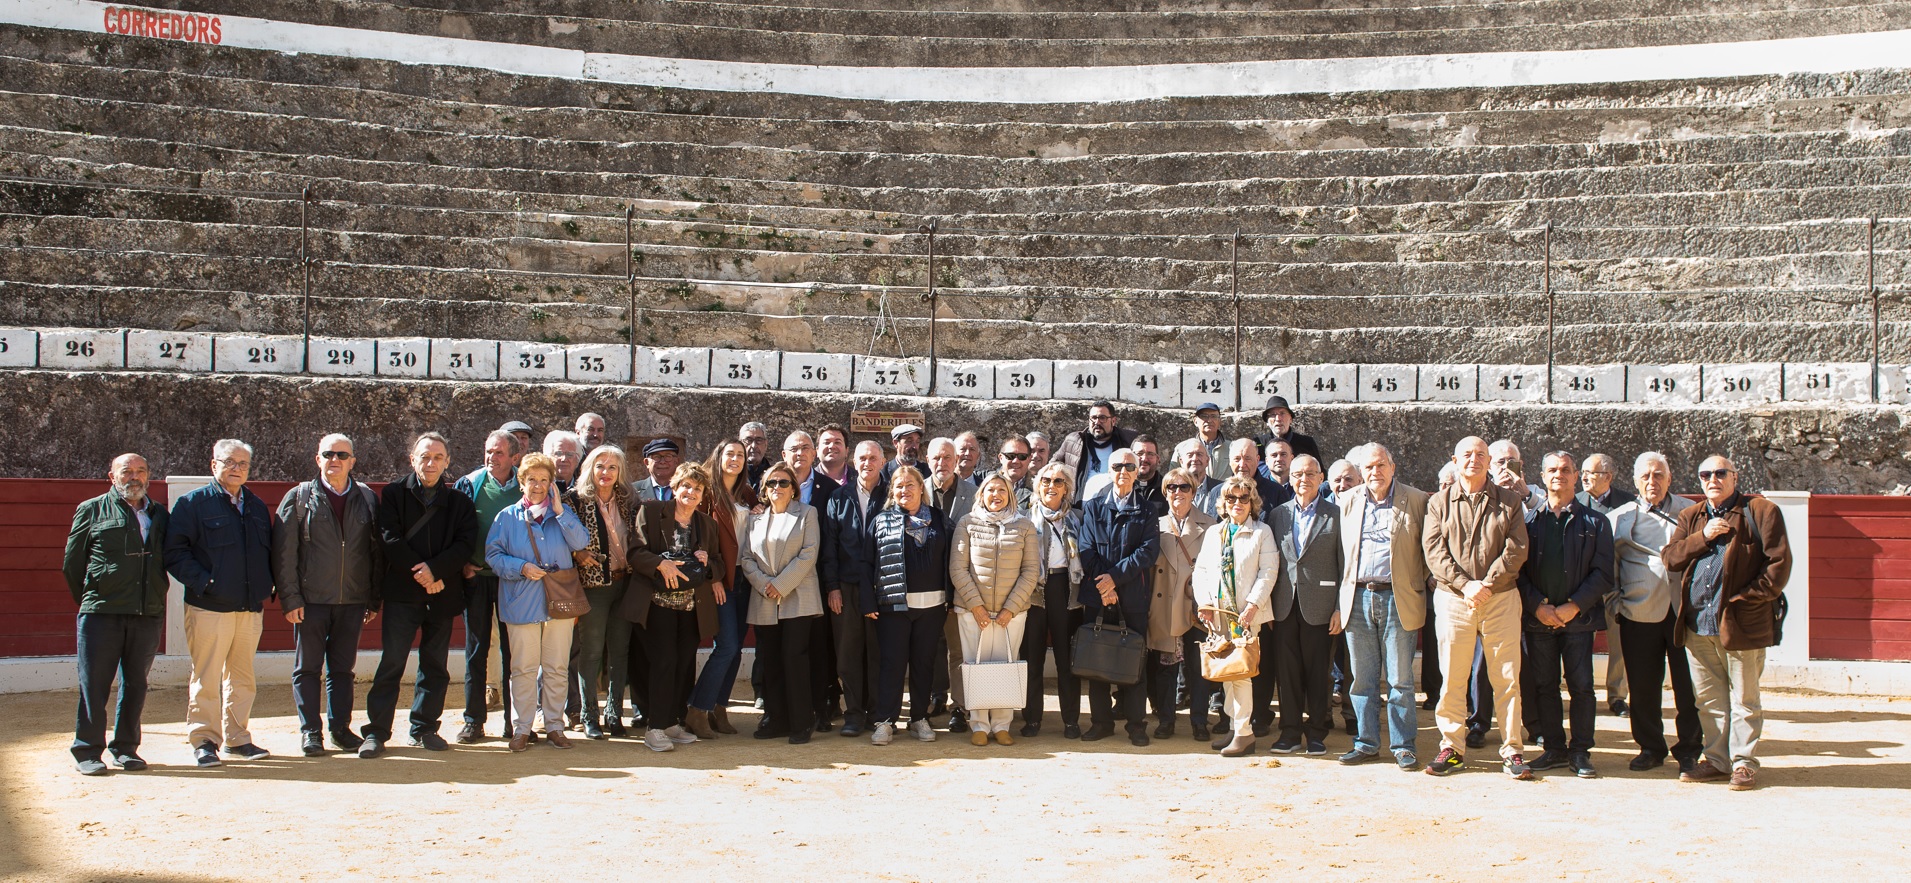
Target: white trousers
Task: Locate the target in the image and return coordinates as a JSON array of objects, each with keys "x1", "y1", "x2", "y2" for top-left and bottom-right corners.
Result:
[
  {"x1": 956, "y1": 612, "x2": 1028, "y2": 732},
  {"x1": 506, "y1": 620, "x2": 575, "y2": 735}
]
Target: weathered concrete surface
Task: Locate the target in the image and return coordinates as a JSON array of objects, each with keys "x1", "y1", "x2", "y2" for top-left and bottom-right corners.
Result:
[{"x1": 6, "y1": 370, "x2": 1907, "y2": 495}]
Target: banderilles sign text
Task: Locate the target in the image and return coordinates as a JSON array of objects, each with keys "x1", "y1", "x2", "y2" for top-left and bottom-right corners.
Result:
[{"x1": 850, "y1": 410, "x2": 925, "y2": 435}]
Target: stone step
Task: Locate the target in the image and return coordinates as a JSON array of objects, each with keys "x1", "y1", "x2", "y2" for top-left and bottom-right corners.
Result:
[
  {"x1": 21, "y1": 52, "x2": 1911, "y2": 161},
  {"x1": 135, "y1": 0, "x2": 1911, "y2": 67}
]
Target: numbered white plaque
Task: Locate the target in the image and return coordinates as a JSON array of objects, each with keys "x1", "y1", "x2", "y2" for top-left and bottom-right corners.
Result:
[
  {"x1": 938, "y1": 360, "x2": 995, "y2": 400},
  {"x1": 1418, "y1": 364, "x2": 1478, "y2": 402},
  {"x1": 1626, "y1": 365, "x2": 1700, "y2": 406},
  {"x1": 215, "y1": 334, "x2": 302, "y2": 374},
  {"x1": 856, "y1": 356, "x2": 927, "y2": 396},
  {"x1": 304, "y1": 337, "x2": 375, "y2": 377},
  {"x1": 377, "y1": 338, "x2": 431, "y2": 378},
  {"x1": 637, "y1": 346, "x2": 711, "y2": 387},
  {"x1": 1551, "y1": 364, "x2": 1626, "y2": 404},
  {"x1": 39, "y1": 328, "x2": 122, "y2": 370},
  {"x1": 1054, "y1": 360, "x2": 1118, "y2": 401},
  {"x1": 994, "y1": 359, "x2": 1053, "y2": 400},
  {"x1": 1242, "y1": 366, "x2": 1299, "y2": 404},
  {"x1": 1783, "y1": 362, "x2": 1869, "y2": 403},
  {"x1": 500, "y1": 342, "x2": 566, "y2": 382},
  {"x1": 710, "y1": 348, "x2": 778, "y2": 389},
  {"x1": 1181, "y1": 364, "x2": 1233, "y2": 408},
  {"x1": 1701, "y1": 363, "x2": 1781, "y2": 404},
  {"x1": 1356, "y1": 364, "x2": 1416, "y2": 403},
  {"x1": 1119, "y1": 361, "x2": 1182, "y2": 408},
  {"x1": 780, "y1": 352, "x2": 853, "y2": 393},
  {"x1": 126, "y1": 330, "x2": 213, "y2": 372},
  {"x1": 0, "y1": 328, "x2": 34, "y2": 368},
  {"x1": 1479, "y1": 365, "x2": 1546, "y2": 402},
  {"x1": 431, "y1": 339, "x2": 499, "y2": 381},
  {"x1": 1298, "y1": 364, "x2": 1357, "y2": 404},
  {"x1": 566, "y1": 344, "x2": 631, "y2": 384}
]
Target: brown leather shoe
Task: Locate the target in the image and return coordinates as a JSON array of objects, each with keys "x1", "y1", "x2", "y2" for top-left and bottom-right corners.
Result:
[
  {"x1": 711, "y1": 706, "x2": 739, "y2": 735},
  {"x1": 1681, "y1": 760, "x2": 1729, "y2": 783},
  {"x1": 685, "y1": 708, "x2": 721, "y2": 740},
  {"x1": 1728, "y1": 765, "x2": 1757, "y2": 790},
  {"x1": 508, "y1": 733, "x2": 529, "y2": 753},
  {"x1": 546, "y1": 730, "x2": 573, "y2": 749},
  {"x1": 970, "y1": 730, "x2": 990, "y2": 746},
  {"x1": 994, "y1": 730, "x2": 1014, "y2": 746}
]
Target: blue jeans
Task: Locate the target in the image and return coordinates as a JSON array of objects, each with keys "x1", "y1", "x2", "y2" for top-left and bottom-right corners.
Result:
[
  {"x1": 73, "y1": 613, "x2": 164, "y2": 761},
  {"x1": 688, "y1": 567, "x2": 747, "y2": 712},
  {"x1": 1346, "y1": 587, "x2": 1418, "y2": 757},
  {"x1": 292, "y1": 603, "x2": 366, "y2": 736}
]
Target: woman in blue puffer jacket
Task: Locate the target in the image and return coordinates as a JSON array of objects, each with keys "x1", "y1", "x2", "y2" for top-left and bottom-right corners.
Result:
[{"x1": 485, "y1": 452, "x2": 590, "y2": 752}]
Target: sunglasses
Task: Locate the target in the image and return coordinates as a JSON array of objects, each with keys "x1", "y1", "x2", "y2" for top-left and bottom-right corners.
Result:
[
  {"x1": 1110, "y1": 463, "x2": 1138, "y2": 472},
  {"x1": 320, "y1": 451, "x2": 354, "y2": 461},
  {"x1": 1699, "y1": 469, "x2": 1733, "y2": 480},
  {"x1": 999, "y1": 452, "x2": 1030, "y2": 461},
  {"x1": 1223, "y1": 494, "x2": 1252, "y2": 503},
  {"x1": 1164, "y1": 483, "x2": 1193, "y2": 493},
  {"x1": 761, "y1": 479, "x2": 793, "y2": 489},
  {"x1": 1038, "y1": 477, "x2": 1064, "y2": 485}
]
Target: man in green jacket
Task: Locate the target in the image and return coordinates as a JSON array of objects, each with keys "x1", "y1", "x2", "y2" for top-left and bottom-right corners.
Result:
[{"x1": 63, "y1": 454, "x2": 169, "y2": 776}]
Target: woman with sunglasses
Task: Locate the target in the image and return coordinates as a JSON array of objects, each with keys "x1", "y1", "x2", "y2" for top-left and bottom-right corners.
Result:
[
  {"x1": 686, "y1": 440, "x2": 758, "y2": 739},
  {"x1": 1150, "y1": 467, "x2": 1219, "y2": 742},
  {"x1": 741, "y1": 461, "x2": 823, "y2": 743},
  {"x1": 950, "y1": 471, "x2": 1040, "y2": 745},
  {"x1": 1193, "y1": 475, "x2": 1280, "y2": 757},
  {"x1": 1018, "y1": 462, "x2": 1087, "y2": 738}
]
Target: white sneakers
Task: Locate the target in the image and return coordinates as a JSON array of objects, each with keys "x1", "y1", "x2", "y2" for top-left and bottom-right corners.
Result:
[
  {"x1": 910, "y1": 720, "x2": 937, "y2": 742},
  {"x1": 663, "y1": 725, "x2": 699, "y2": 745},
  {"x1": 870, "y1": 722, "x2": 895, "y2": 745},
  {"x1": 643, "y1": 729, "x2": 674, "y2": 752}
]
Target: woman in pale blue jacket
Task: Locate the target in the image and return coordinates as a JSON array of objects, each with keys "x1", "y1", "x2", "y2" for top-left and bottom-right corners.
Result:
[{"x1": 485, "y1": 452, "x2": 590, "y2": 752}]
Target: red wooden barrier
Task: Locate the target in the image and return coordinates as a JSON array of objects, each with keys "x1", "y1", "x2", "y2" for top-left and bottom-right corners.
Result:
[{"x1": 1809, "y1": 495, "x2": 1911, "y2": 662}]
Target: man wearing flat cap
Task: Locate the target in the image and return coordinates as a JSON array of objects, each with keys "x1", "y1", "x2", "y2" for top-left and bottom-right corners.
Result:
[
  {"x1": 1188, "y1": 402, "x2": 1233, "y2": 481},
  {"x1": 881, "y1": 423, "x2": 931, "y2": 482},
  {"x1": 634, "y1": 438, "x2": 682, "y2": 502}
]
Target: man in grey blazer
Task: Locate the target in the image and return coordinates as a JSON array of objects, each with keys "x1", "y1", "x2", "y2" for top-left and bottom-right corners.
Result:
[
  {"x1": 1266, "y1": 455, "x2": 1345, "y2": 755},
  {"x1": 1607, "y1": 451, "x2": 1702, "y2": 774},
  {"x1": 1336, "y1": 443, "x2": 1432, "y2": 770},
  {"x1": 925, "y1": 437, "x2": 978, "y2": 731},
  {"x1": 632, "y1": 438, "x2": 681, "y2": 502}
]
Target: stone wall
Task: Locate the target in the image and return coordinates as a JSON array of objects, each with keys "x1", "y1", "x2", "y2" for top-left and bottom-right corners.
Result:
[{"x1": 10, "y1": 370, "x2": 1907, "y2": 495}]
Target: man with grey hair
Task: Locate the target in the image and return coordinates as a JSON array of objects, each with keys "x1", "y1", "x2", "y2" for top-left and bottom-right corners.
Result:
[
  {"x1": 542, "y1": 430, "x2": 584, "y2": 491},
  {"x1": 821, "y1": 439, "x2": 890, "y2": 736},
  {"x1": 574, "y1": 412, "x2": 607, "y2": 454},
  {"x1": 454, "y1": 428, "x2": 520, "y2": 743},
  {"x1": 1175, "y1": 438, "x2": 1224, "y2": 517},
  {"x1": 739, "y1": 421, "x2": 772, "y2": 489},
  {"x1": 1578, "y1": 451, "x2": 1638, "y2": 717},
  {"x1": 1335, "y1": 442, "x2": 1431, "y2": 770},
  {"x1": 924, "y1": 436, "x2": 977, "y2": 731},
  {"x1": 65, "y1": 453, "x2": 169, "y2": 775},
  {"x1": 1608, "y1": 451, "x2": 1702, "y2": 775},
  {"x1": 1025, "y1": 431, "x2": 1052, "y2": 473},
  {"x1": 165, "y1": 439, "x2": 275, "y2": 767},
  {"x1": 1662, "y1": 455, "x2": 1791, "y2": 791},
  {"x1": 1490, "y1": 439, "x2": 1546, "y2": 512},
  {"x1": 1327, "y1": 459, "x2": 1361, "y2": 498},
  {"x1": 273, "y1": 433, "x2": 382, "y2": 756},
  {"x1": 955, "y1": 430, "x2": 986, "y2": 485}
]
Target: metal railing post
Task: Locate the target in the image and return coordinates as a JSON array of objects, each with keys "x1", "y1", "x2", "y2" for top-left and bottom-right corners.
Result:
[
  {"x1": 1231, "y1": 231, "x2": 1243, "y2": 411},
  {"x1": 921, "y1": 219, "x2": 939, "y2": 395},
  {"x1": 299, "y1": 185, "x2": 315, "y2": 366},
  {"x1": 626, "y1": 205, "x2": 637, "y2": 382},
  {"x1": 1870, "y1": 216, "x2": 1880, "y2": 403},
  {"x1": 1543, "y1": 223, "x2": 1554, "y2": 404}
]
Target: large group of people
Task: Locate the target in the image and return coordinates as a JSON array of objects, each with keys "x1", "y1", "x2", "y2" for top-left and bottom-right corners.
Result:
[{"x1": 62, "y1": 396, "x2": 1791, "y2": 791}]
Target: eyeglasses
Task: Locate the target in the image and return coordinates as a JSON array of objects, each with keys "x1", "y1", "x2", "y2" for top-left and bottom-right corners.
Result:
[
  {"x1": 998, "y1": 452, "x2": 1030, "y2": 461},
  {"x1": 1699, "y1": 469, "x2": 1733, "y2": 481},
  {"x1": 1038, "y1": 477, "x2": 1064, "y2": 485},
  {"x1": 320, "y1": 451, "x2": 354, "y2": 461},
  {"x1": 1164, "y1": 483, "x2": 1193, "y2": 493},
  {"x1": 215, "y1": 458, "x2": 250, "y2": 468},
  {"x1": 1109, "y1": 463, "x2": 1138, "y2": 472},
  {"x1": 1223, "y1": 494, "x2": 1252, "y2": 503},
  {"x1": 761, "y1": 479, "x2": 793, "y2": 489}
]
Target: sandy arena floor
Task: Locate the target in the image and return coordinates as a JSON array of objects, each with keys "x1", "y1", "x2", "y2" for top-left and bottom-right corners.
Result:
[{"x1": 1, "y1": 681, "x2": 1905, "y2": 881}]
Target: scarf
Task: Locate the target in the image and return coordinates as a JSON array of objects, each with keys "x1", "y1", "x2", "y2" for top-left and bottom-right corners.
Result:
[
  {"x1": 1032, "y1": 500, "x2": 1085, "y2": 588},
  {"x1": 1220, "y1": 520, "x2": 1247, "y2": 639}
]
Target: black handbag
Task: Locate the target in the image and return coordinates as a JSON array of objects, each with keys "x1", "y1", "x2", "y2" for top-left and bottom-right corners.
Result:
[
  {"x1": 1071, "y1": 608, "x2": 1148, "y2": 687},
  {"x1": 661, "y1": 551, "x2": 711, "y2": 588}
]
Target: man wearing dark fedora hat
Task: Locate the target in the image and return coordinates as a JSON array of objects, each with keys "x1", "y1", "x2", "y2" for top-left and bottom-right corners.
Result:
[{"x1": 1252, "y1": 395, "x2": 1322, "y2": 463}]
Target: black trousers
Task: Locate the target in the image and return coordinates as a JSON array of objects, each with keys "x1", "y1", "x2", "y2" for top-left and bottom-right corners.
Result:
[
  {"x1": 1179, "y1": 627, "x2": 1219, "y2": 729},
  {"x1": 830, "y1": 586, "x2": 881, "y2": 720},
  {"x1": 364, "y1": 602, "x2": 455, "y2": 740},
  {"x1": 1620, "y1": 611, "x2": 1703, "y2": 759},
  {"x1": 1086, "y1": 605, "x2": 1148, "y2": 732},
  {"x1": 1020, "y1": 572, "x2": 1083, "y2": 726},
  {"x1": 1249, "y1": 622, "x2": 1281, "y2": 729},
  {"x1": 640, "y1": 607, "x2": 699, "y2": 731},
  {"x1": 292, "y1": 603, "x2": 366, "y2": 736},
  {"x1": 619, "y1": 612, "x2": 652, "y2": 724},
  {"x1": 1520, "y1": 629, "x2": 1597, "y2": 753},
  {"x1": 1273, "y1": 614, "x2": 1335, "y2": 742},
  {"x1": 462, "y1": 574, "x2": 499, "y2": 727},
  {"x1": 72, "y1": 612, "x2": 163, "y2": 762},
  {"x1": 758, "y1": 614, "x2": 820, "y2": 734},
  {"x1": 874, "y1": 607, "x2": 943, "y2": 724}
]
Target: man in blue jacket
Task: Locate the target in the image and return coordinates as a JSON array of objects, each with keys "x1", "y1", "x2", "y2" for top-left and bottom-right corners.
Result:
[
  {"x1": 164, "y1": 439, "x2": 275, "y2": 768},
  {"x1": 820, "y1": 440, "x2": 889, "y2": 737},
  {"x1": 1078, "y1": 448, "x2": 1161, "y2": 747},
  {"x1": 1517, "y1": 451, "x2": 1614, "y2": 779}
]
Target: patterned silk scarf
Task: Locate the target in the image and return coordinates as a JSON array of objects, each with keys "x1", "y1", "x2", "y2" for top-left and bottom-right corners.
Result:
[{"x1": 1219, "y1": 520, "x2": 1246, "y2": 639}]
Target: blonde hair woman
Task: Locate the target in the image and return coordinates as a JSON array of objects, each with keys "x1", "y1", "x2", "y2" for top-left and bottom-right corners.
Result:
[
  {"x1": 1192, "y1": 475, "x2": 1279, "y2": 757},
  {"x1": 950, "y1": 472, "x2": 1040, "y2": 745},
  {"x1": 563, "y1": 445, "x2": 635, "y2": 740},
  {"x1": 1019, "y1": 461, "x2": 1086, "y2": 738},
  {"x1": 861, "y1": 468, "x2": 954, "y2": 746}
]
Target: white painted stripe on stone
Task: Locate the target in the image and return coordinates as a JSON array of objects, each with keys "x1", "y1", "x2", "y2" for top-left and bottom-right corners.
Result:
[
  {"x1": 1298, "y1": 364, "x2": 1357, "y2": 404},
  {"x1": 994, "y1": 360, "x2": 1053, "y2": 401},
  {"x1": 375, "y1": 338, "x2": 431, "y2": 377},
  {"x1": 1626, "y1": 365, "x2": 1702, "y2": 406},
  {"x1": 938, "y1": 359, "x2": 995, "y2": 400},
  {"x1": 1417, "y1": 364, "x2": 1478, "y2": 402},
  {"x1": 1356, "y1": 364, "x2": 1416, "y2": 404},
  {"x1": 0, "y1": 328, "x2": 35, "y2": 368},
  {"x1": 125, "y1": 329, "x2": 212, "y2": 372},
  {"x1": 1119, "y1": 361, "x2": 1182, "y2": 409},
  {"x1": 779, "y1": 351, "x2": 851, "y2": 392},
  {"x1": 499, "y1": 341, "x2": 566, "y2": 382},
  {"x1": 1181, "y1": 364, "x2": 1233, "y2": 409},
  {"x1": 306, "y1": 337, "x2": 374, "y2": 376},
  {"x1": 38, "y1": 328, "x2": 121, "y2": 370},
  {"x1": 1701, "y1": 363, "x2": 1782, "y2": 404},
  {"x1": 16, "y1": 0, "x2": 1911, "y2": 104},
  {"x1": 637, "y1": 346, "x2": 711, "y2": 387},
  {"x1": 1783, "y1": 362, "x2": 1871, "y2": 403},
  {"x1": 710, "y1": 348, "x2": 779, "y2": 389},
  {"x1": 214, "y1": 334, "x2": 303, "y2": 373},
  {"x1": 1877, "y1": 366, "x2": 1909, "y2": 405},
  {"x1": 1551, "y1": 364, "x2": 1627, "y2": 404},
  {"x1": 1054, "y1": 360, "x2": 1118, "y2": 401},
  {"x1": 430, "y1": 339, "x2": 498, "y2": 381},
  {"x1": 1244, "y1": 366, "x2": 1299, "y2": 405},
  {"x1": 856, "y1": 356, "x2": 927, "y2": 396},
  {"x1": 1479, "y1": 365, "x2": 1546, "y2": 402},
  {"x1": 565, "y1": 344, "x2": 630, "y2": 384}
]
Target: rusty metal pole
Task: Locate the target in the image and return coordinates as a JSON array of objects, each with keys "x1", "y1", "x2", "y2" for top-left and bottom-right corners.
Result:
[
  {"x1": 1232, "y1": 231, "x2": 1243, "y2": 412},
  {"x1": 922, "y1": 219, "x2": 939, "y2": 395},
  {"x1": 300, "y1": 185, "x2": 314, "y2": 368},
  {"x1": 1870, "y1": 216, "x2": 1880, "y2": 403},
  {"x1": 626, "y1": 205, "x2": 637, "y2": 382},
  {"x1": 1544, "y1": 224, "x2": 1554, "y2": 404}
]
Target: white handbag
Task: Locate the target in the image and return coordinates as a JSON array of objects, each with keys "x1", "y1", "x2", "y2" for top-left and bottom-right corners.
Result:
[{"x1": 960, "y1": 621, "x2": 1028, "y2": 712}]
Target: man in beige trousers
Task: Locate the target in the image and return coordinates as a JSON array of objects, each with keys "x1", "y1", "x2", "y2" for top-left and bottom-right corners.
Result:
[{"x1": 1422, "y1": 436, "x2": 1532, "y2": 779}]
